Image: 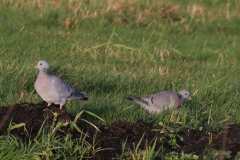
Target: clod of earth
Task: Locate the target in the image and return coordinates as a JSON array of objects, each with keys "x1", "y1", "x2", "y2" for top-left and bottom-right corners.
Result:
[{"x1": 0, "y1": 102, "x2": 240, "y2": 159}]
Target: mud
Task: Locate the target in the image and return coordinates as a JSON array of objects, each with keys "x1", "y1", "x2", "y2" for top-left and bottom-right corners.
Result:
[{"x1": 0, "y1": 102, "x2": 239, "y2": 159}]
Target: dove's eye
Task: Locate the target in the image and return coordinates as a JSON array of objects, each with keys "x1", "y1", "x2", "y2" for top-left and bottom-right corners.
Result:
[
  {"x1": 40, "y1": 63, "x2": 42, "y2": 65},
  {"x1": 185, "y1": 93, "x2": 187, "y2": 95}
]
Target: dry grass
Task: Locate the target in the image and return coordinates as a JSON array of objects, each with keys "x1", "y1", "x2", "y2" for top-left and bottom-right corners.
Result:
[{"x1": 3, "y1": 0, "x2": 239, "y2": 30}]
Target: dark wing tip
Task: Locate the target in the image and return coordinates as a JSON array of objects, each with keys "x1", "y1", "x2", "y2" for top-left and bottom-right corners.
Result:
[
  {"x1": 125, "y1": 95, "x2": 134, "y2": 101},
  {"x1": 82, "y1": 97, "x2": 88, "y2": 101}
]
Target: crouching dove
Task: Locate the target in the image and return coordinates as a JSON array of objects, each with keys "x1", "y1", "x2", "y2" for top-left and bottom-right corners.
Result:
[
  {"x1": 34, "y1": 60, "x2": 88, "y2": 109},
  {"x1": 125, "y1": 90, "x2": 191, "y2": 114}
]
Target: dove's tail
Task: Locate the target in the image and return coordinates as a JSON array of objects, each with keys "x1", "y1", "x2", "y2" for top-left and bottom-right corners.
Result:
[
  {"x1": 125, "y1": 95, "x2": 148, "y2": 106},
  {"x1": 67, "y1": 92, "x2": 88, "y2": 101}
]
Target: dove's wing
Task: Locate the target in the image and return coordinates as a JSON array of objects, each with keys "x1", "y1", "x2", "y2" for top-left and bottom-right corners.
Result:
[
  {"x1": 143, "y1": 91, "x2": 179, "y2": 109},
  {"x1": 51, "y1": 76, "x2": 75, "y2": 98}
]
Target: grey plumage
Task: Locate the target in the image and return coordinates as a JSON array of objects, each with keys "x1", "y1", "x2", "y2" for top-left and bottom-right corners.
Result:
[
  {"x1": 125, "y1": 90, "x2": 191, "y2": 114},
  {"x1": 67, "y1": 92, "x2": 88, "y2": 101},
  {"x1": 34, "y1": 60, "x2": 88, "y2": 109},
  {"x1": 125, "y1": 95, "x2": 149, "y2": 105}
]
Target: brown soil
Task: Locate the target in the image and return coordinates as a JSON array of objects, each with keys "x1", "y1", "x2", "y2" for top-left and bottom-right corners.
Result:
[{"x1": 0, "y1": 102, "x2": 240, "y2": 159}]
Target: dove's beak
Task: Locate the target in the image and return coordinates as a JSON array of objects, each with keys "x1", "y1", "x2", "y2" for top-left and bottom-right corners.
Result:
[
  {"x1": 34, "y1": 65, "x2": 38, "y2": 68},
  {"x1": 189, "y1": 97, "x2": 192, "y2": 100}
]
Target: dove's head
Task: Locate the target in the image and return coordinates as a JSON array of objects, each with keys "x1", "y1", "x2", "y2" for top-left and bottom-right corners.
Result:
[
  {"x1": 34, "y1": 60, "x2": 51, "y2": 73},
  {"x1": 178, "y1": 89, "x2": 191, "y2": 100}
]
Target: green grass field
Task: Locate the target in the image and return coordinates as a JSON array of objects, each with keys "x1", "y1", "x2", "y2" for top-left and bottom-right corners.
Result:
[{"x1": 1, "y1": 0, "x2": 240, "y2": 159}]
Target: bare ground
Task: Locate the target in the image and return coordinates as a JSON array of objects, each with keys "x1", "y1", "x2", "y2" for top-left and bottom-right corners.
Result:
[{"x1": 0, "y1": 102, "x2": 240, "y2": 159}]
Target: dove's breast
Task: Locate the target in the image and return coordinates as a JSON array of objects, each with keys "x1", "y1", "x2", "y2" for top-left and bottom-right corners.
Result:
[
  {"x1": 34, "y1": 73, "x2": 59, "y2": 103},
  {"x1": 34, "y1": 74, "x2": 49, "y2": 89}
]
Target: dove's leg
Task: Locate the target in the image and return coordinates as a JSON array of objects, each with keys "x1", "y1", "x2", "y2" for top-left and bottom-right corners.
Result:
[
  {"x1": 47, "y1": 103, "x2": 51, "y2": 107},
  {"x1": 59, "y1": 98, "x2": 66, "y2": 109},
  {"x1": 59, "y1": 102, "x2": 65, "y2": 109}
]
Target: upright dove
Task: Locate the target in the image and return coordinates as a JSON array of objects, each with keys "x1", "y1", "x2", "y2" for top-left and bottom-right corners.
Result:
[
  {"x1": 125, "y1": 90, "x2": 191, "y2": 114},
  {"x1": 34, "y1": 60, "x2": 88, "y2": 109}
]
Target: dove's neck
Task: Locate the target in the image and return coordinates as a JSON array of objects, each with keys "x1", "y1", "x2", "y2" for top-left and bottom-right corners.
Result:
[
  {"x1": 40, "y1": 68, "x2": 51, "y2": 75},
  {"x1": 176, "y1": 93, "x2": 185, "y2": 106},
  {"x1": 177, "y1": 93, "x2": 183, "y2": 100}
]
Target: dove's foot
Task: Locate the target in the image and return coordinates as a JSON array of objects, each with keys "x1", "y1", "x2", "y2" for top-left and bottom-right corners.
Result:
[
  {"x1": 60, "y1": 106, "x2": 63, "y2": 109},
  {"x1": 47, "y1": 103, "x2": 51, "y2": 107}
]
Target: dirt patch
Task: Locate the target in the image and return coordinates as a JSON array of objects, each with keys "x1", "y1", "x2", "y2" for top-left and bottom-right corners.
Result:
[{"x1": 0, "y1": 102, "x2": 240, "y2": 159}]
